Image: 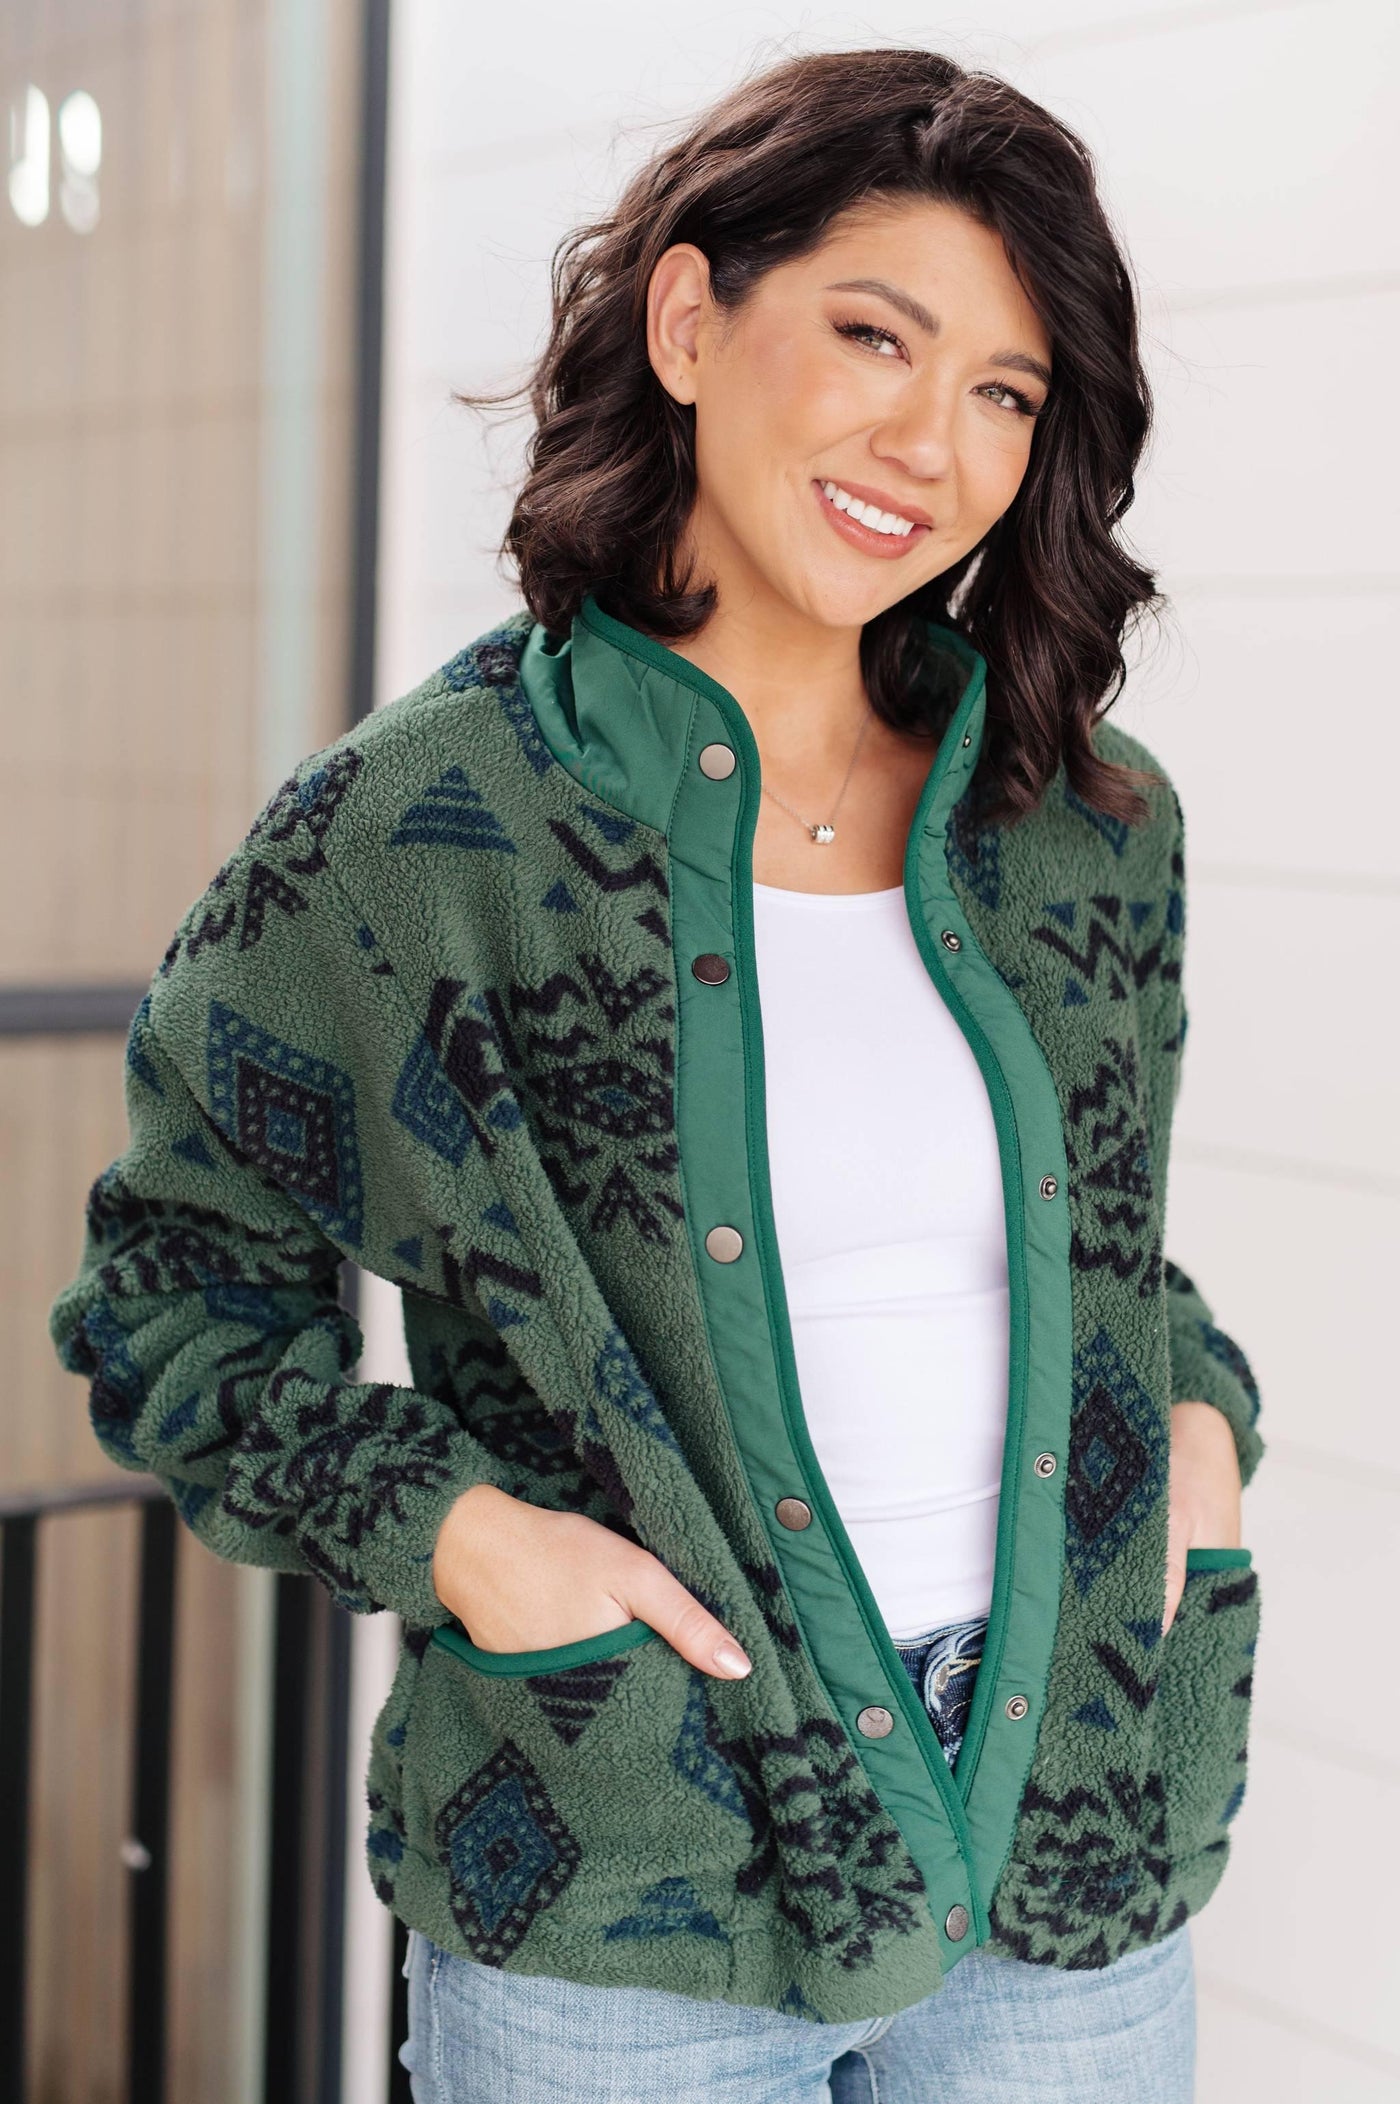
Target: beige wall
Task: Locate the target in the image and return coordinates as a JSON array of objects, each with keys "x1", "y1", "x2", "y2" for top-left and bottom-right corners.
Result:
[
  {"x1": 3, "y1": 3, "x2": 366, "y2": 2097},
  {"x1": 370, "y1": 3, "x2": 1399, "y2": 2097}
]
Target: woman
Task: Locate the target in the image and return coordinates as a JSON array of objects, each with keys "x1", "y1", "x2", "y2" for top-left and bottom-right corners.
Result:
[{"x1": 51, "y1": 47, "x2": 1263, "y2": 2103}]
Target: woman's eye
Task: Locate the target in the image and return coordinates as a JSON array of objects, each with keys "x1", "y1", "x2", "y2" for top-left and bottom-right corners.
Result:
[
  {"x1": 981, "y1": 382, "x2": 1041, "y2": 417},
  {"x1": 834, "y1": 319, "x2": 904, "y2": 359}
]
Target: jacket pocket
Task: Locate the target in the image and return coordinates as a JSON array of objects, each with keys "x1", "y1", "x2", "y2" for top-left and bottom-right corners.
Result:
[
  {"x1": 403, "y1": 1616, "x2": 750, "y2": 1962},
  {"x1": 429, "y1": 1613, "x2": 660, "y2": 1679},
  {"x1": 1154, "y1": 1548, "x2": 1260, "y2": 1859}
]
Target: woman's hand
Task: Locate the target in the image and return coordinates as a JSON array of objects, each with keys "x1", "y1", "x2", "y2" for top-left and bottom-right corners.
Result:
[
  {"x1": 1162, "y1": 1400, "x2": 1244, "y2": 1636},
  {"x1": 431, "y1": 1482, "x2": 754, "y2": 1680}
]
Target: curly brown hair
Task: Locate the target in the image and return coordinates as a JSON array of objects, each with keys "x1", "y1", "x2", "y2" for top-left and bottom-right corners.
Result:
[{"x1": 457, "y1": 47, "x2": 1168, "y2": 827}]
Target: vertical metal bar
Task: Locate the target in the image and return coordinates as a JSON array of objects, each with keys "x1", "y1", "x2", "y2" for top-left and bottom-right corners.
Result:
[
  {"x1": 349, "y1": 0, "x2": 391, "y2": 735},
  {"x1": 265, "y1": 1573, "x2": 312, "y2": 2104},
  {"x1": 388, "y1": 1915, "x2": 412, "y2": 2104},
  {"x1": 0, "y1": 1515, "x2": 37, "y2": 2104},
  {"x1": 315, "y1": 1602, "x2": 351, "y2": 2104},
  {"x1": 127, "y1": 1497, "x2": 178, "y2": 2104}
]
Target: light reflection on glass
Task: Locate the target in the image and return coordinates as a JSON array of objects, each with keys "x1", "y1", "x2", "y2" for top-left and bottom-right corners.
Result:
[
  {"x1": 58, "y1": 90, "x2": 102, "y2": 233},
  {"x1": 8, "y1": 83, "x2": 50, "y2": 228}
]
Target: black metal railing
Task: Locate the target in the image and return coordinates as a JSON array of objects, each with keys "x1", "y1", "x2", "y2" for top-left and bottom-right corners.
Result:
[{"x1": 0, "y1": 1476, "x2": 410, "y2": 2104}]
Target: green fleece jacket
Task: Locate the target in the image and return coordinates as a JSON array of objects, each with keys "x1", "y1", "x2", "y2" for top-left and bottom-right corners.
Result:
[{"x1": 49, "y1": 593, "x2": 1264, "y2": 2023}]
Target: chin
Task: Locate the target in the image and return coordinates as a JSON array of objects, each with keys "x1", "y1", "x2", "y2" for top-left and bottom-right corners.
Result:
[{"x1": 787, "y1": 570, "x2": 912, "y2": 632}]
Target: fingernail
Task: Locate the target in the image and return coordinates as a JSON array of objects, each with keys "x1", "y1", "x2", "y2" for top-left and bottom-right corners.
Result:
[{"x1": 713, "y1": 1643, "x2": 752, "y2": 1677}]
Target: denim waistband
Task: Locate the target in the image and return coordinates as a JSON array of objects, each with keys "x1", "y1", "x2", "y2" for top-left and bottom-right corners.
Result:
[{"x1": 890, "y1": 1612, "x2": 989, "y2": 1772}]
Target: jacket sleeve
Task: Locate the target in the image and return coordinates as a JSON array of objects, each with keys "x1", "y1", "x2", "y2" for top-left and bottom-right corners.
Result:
[
  {"x1": 47, "y1": 800, "x2": 519, "y2": 1626},
  {"x1": 1149, "y1": 785, "x2": 1265, "y2": 1489}
]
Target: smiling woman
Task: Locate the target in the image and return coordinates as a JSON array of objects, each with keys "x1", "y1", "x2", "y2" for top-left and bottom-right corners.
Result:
[
  {"x1": 642, "y1": 199, "x2": 1055, "y2": 626},
  {"x1": 51, "y1": 40, "x2": 1264, "y2": 2104},
  {"x1": 458, "y1": 48, "x2": 1160, "y2": 835}
]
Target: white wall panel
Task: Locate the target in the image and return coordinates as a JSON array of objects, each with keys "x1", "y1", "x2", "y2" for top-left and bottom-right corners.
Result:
[
  {"x1": 1196, "y1": 1988, "x2": 1400, "y2": 2102},
  {"x1": 1166, "y1": 1160, "x2": 1400, "y2": 1473},
  {"x1": 1192, "y1": 1735, "x2": 1400, "y2": 2061},
  {"x1": 1177, "y1": 880, "x2": 1396, "y2": 1179},
  {"x1": 1241, "y1": 1457, "x2": 1397, "y2": 1770},
  {"x1": 1130, "y1": 290, "x2": 1400, "y2": 584},
  {"x1": 1116, "y1": 589, "x2": 1400, "y2": 883},
  {"x1": 1019, "y1": 0, "x2": 1400, "y2": 294}
]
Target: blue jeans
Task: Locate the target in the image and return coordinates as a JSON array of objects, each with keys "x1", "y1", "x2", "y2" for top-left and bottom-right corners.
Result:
[
  {"x1": 890, "y1": 1609, "x2": 990, "y2": 1772},
  {"x1": 398, "y1": 1613, "x2": 1196, "y2": 2101}
]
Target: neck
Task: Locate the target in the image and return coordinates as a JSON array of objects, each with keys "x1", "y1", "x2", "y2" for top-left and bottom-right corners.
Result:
[{"x1": 659, "y1": 562, "x2": 872, "y2": 768}]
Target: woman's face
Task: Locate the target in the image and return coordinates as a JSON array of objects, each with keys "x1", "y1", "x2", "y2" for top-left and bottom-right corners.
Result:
[{"x1": 648, "y1": 197, "x2": 1053, "y2": 633}]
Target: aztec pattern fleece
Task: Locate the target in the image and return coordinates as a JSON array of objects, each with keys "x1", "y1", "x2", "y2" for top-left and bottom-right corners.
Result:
[{"x1": 49, "y1": 594, "x2": 1265, "y2": 2024}]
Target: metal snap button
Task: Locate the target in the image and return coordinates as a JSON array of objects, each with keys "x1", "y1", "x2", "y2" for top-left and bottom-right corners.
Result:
[
  {"x1": 692, "y1": 953, "x2": 730, "y2": 985},
  {"x1": 1033, "y1": 1453, "x2": 1057, "y2": 1478},
  {"x1": 962, "y1": 732, "x2": 971, "y2": 747},
  {"x1": 1005, "y1": 1695, "x2": 1030, "y2": 1721},
  {"x1": 940, "y1": 929, "x2": 962, "y2": 951},
  {"x1": 856, "y1": 1706, "x2": 895, "y2": 1738},
  {"x1": 944, "y1": 1904, "x2": 970, "y2": 1941},
  {"x1": 1039, "y1": 1175, "x2": 1058, "y2": 1200},
  {"x1": 704, "y1": 1224, "x2": 744, "y2": 1263},
  {"x1": 698, "y1": 743, "x2": 736, "y2": 779},
  {"x1": 775, "y1": 1497, "x2": 812, "y2": 1531}
]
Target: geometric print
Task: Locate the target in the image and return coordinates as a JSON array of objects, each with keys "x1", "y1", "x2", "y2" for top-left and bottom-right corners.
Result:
[
  {"x1": 602, "y1": 1876, "x2": 729, "y2": 1945},
  {"x1": 441, "y1": 627, "x2": 558, "y2": 779},
  {"x1": 391, "y1": 1030, "x2": 477, "y2": 1167},
  {"x1": 205, "y1": 998, "x2": 363, "y2": 1245},
  {"x1": 592, "y1": 1322, "x2": 682, "y2": 1455},
  {"x1": 1064, "y1": 1326, "x2": 1168, "y2": 1596},
  {"x1": 526, "y1": 1654, "x2": 635, "y2": 1745},
  {"x1": 670, "y1": 1672, "x2": 748, "y2": 1823},
  {"x1": 125, "y1": 991, "x2": 165, "y2": 1097},
  {"x1": 1162, "y1": 1259, "x2": 1263, "y2": 1430},
  {"x1": 52, "y1": 602, "x2": 1270, "y2": 2009},
  {"x1": 389, "y1": 765, "x2": 517, "y2": 854},
  {"x1": 436, "y1": 1740, "x2": 581, "y2": 1964}
]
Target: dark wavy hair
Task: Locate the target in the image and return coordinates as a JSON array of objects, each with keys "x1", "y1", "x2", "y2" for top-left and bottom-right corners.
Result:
[{"x1": 458, "y1": 47, "x2": 1168, "y2": 827}]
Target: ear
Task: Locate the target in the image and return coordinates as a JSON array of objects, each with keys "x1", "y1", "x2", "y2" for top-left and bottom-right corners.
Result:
[{"x1": 646, "y1": 243, "x2": 711, "y2": 406}]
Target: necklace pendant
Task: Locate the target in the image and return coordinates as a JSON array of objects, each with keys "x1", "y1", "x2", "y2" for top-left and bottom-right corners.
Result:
[{"x1": 811, "y1": 823, "x2": 836, "y2": 845}]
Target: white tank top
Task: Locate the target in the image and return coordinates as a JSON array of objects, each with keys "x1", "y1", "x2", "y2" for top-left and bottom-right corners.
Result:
[{"x1": 751, "y1": 880, "x2": 1010, "y2": 1641}]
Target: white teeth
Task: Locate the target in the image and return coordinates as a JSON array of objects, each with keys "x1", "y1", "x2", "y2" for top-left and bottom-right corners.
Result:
[{"x1": 820, "y1": 480, "x2": 915, "y2": 537}]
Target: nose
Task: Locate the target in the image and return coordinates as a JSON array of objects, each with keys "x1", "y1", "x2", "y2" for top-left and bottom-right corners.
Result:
[{"x1": 869, "y1": 377, "x2": 959, "y2": 486}]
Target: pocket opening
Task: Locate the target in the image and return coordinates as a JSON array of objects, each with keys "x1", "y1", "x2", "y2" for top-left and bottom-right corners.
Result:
[
  {"x1": 1184, "y1": 1547, "x2": 1252, "y2": 1573},
  {"x1": 429, "y1": 1614, "x2": 660, "y2": 1679}
]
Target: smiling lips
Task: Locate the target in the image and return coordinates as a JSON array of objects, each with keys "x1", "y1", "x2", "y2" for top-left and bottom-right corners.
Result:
[{"x1": 814, "y1": 477, "x2": 934, "y2": 557}]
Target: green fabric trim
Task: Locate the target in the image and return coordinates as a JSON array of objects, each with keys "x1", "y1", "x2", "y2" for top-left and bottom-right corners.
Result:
[
  {"x1": 578, "y1": 594, "x2": 980, "y2": 1967},
  {"x1": 1184, "y1": 1547, "x2": 1252, "y2": 1572},
  {"x1": 902, "y1": 734, "x2": 1074, "y2": 1921},
  {"x1": 430, "y1": 1616, "x2": 660, "y2": 1677},
  {"x1": 571, "y1": 593, "x2": 1071, "y2": 1977}
]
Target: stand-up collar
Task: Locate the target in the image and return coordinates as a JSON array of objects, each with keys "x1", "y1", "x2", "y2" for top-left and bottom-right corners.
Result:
[{"x1": 520, "y1": 590, "x2": 989, "y2": 842}]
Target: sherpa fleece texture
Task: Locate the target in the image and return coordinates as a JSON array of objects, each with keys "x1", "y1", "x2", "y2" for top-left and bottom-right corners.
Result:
[{"x1": 49, "y1": 597, "x2": 1264, "y2": 2024}]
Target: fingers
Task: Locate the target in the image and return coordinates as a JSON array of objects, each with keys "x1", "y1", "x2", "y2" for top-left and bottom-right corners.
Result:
[{"x1": 622, "y1": 1551, "x2": 753, "y2": 1679}]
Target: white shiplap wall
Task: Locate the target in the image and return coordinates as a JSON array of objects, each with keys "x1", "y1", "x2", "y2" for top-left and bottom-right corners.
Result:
[{"x1": 352, "y1": 5, "x2": 1400, "y2": 2096}]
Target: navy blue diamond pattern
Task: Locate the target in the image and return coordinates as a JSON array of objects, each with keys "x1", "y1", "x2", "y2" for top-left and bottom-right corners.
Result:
[
  {"x1": 436, "y1": 1740, "x2": 581, "y2": 1964},
  {"x1": 1064, "y1": 1325, "x2": 1168, "y2": 1596},
  {"x1": 206, "y1": 999, "x2": 363, "y2": 1245}
]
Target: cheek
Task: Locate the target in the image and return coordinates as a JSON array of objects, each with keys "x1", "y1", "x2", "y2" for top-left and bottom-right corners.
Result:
[
  {"x1": 735, "y1": 321, "x2": 867, "y2": 456},
  {"x1": 960, "y1": 420, "x2": 1037, "y2": 529},
  {"x1": 694, "y1": 332, "x2": 847, "y2": 519}
]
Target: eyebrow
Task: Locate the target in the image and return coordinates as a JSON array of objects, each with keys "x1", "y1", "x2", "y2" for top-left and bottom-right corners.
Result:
[{"x1": 824, "y1": 277, "x2": 1053, "y2": 390}]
